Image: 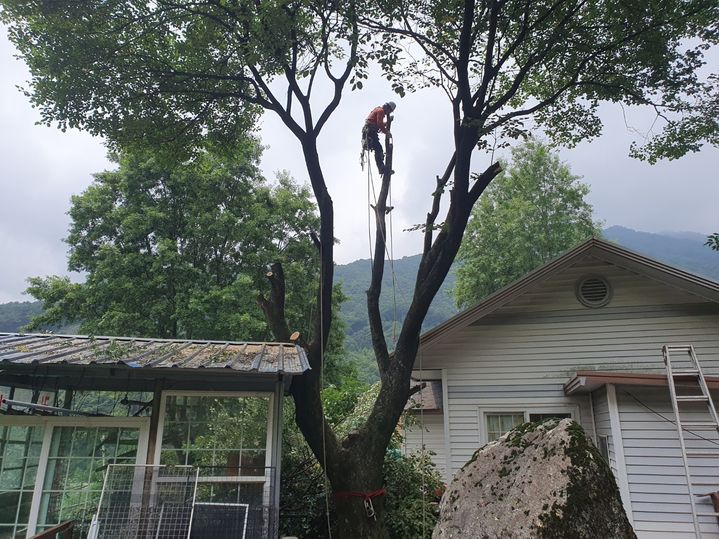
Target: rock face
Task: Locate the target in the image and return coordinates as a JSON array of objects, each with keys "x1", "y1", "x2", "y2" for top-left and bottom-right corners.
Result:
[{"x1": 433, "y1": 419, "x2": 636, "y2": 538}]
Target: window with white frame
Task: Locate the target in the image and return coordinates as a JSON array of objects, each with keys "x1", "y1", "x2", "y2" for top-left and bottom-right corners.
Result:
[
  {"x1": 481, "y1": 407, "x2": 576, "y2": 443},
  {"x1": 485, "y1": 413, "x2": 525, "y2": 442}
]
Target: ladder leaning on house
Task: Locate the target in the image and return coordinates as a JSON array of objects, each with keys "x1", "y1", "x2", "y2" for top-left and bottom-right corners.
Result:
[{"x1": 663, "y1": 344, "x2": 719, "y2": 537}]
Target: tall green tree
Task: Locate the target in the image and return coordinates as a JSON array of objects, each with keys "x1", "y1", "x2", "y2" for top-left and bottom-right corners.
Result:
[
  {"x1": 3, "y1": 1, "x2": 718, "y2": 535},
  {"x1": 26, "y1": 149, "x2": 320, "y2": 341},
  {"x1": 455, "y1": 140, "x2": 601, "y2": 308}
]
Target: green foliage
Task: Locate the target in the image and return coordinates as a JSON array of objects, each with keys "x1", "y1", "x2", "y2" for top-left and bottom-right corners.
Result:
[
  {"x1": 25, "y1": 149, "x2": 320, "y2": 341},
  {"x1": 0, "y1": 0, "x2": 364, "y2": 157},
  {"x1": 367, "y1": 0, "x2": 719, "y2": 161},
  {"x1": 707, "y1": 233, "x2": 719, "y2": 252},
  {"x1": 280, "y1": 380, "x2": 443, "y2": 538},
  {"x1": 3, "y1": 1, "x2": 716, "y2": 162},
  {"x1": 345, "y1": 348, "x2": 381, "y2": 385},
  {"x1": 455, "y1": 140, "x2": 601, "y2": 308},
  {"x1": 280, "y1": 399, "x2": 333, "y2": 538},
  {"x1": 384, "y1": 450, "x2": 443, "y2": 539}
]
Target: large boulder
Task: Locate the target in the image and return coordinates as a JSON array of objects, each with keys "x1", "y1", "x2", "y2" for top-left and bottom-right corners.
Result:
[{"x1": 433, "y1": 419, "x2": 635, "y2": 538}]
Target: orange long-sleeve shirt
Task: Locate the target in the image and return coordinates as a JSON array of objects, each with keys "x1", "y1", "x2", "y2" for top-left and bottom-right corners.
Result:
[{"x1": 366, "y1": 106, "x2": 389, "y2": 134}]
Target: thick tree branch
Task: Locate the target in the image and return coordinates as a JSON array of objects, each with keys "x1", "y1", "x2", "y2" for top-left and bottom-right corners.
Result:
[
  {"x1": 366, "y1": 124, "x2": 394, "y2": 378},
  {"x1": 419, "y1": 153, "x2": 456, "y2": 280},
  {"x1": 256, "y1": 262, "x2": 291, "y2": 342}
]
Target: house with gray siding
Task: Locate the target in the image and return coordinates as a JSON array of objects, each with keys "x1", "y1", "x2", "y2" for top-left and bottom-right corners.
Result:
[{"x1": 403, "y1": 238, "x2": 719, "y2": 538}]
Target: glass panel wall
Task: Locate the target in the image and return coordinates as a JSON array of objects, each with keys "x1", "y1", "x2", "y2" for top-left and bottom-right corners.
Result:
[
  {"x1": 0, "y1": 425, "x2": 44, "y2": 539},
  {"x1": 161, "y1": 395, "x2": 270, "y2": 479},
  {"x1": 36, "y1": 426, "x2": 140, "y2": 537}
]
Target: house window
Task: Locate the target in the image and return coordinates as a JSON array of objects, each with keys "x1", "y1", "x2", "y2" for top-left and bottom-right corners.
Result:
[
  {"x1": 486, "y1": 413, "x2": 525, "y2": 442},
  {"x1": 597, "y1": 435, "x2": 609, "y2": 462},
  {"x1": 482, "y1": 408, "x2": 576, "y2": 443}
]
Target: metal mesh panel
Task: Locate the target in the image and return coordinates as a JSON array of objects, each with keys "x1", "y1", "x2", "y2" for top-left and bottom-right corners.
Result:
[
  {"x1": 91, "y1": 465, "x2": 198, "y2": 539},
  {"x1": 90, "y1": 465, "x2": 277, "y2": 539}
]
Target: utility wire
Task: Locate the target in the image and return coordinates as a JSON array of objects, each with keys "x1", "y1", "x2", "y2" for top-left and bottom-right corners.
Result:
[{"x1": 623, "y1": 390, "x2": 719, "y2": 447}]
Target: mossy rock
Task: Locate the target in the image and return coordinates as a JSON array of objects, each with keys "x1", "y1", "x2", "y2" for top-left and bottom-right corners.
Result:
[{"x1": 433, "y1": 419, "x2": 636, "y2": 538}]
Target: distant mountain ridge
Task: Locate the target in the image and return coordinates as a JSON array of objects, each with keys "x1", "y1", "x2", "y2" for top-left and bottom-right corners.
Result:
[
  {"x1": 335, "y1": 226, "x2": 718, "y2": 350},
  {"x1": 334, "y1": 254, "x2": 457, "y2": 351},
  {"x1": 602, "y1": 226, "x2": 718, "y2": 281},
  {"x1": 1, "y1": 227, "x2": 716, "y2": 347}
]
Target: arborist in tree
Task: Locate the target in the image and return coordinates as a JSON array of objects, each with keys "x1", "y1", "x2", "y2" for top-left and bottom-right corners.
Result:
[{"x1": 362, "y1": 101, "x2": 396, "y2": 175}]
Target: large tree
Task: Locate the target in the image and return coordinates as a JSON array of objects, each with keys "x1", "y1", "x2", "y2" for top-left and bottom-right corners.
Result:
[
  {"x1": 25, "y1": 148, "x2": 320, "y2": 342},
  {"x1": 455, "y1": 140, "x2": 601, "y2": 308},
  {"x1": 3, "y1": 0, "x2": 717, "y2": 535}
]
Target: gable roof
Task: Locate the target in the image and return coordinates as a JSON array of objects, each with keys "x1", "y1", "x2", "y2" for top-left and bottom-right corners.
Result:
[
  {"x1": 0, "y1": 333, "x2": 310, "y2": 375},
  {"x1": 420, "y1": 237, "x2": 719, "y2": 349}
]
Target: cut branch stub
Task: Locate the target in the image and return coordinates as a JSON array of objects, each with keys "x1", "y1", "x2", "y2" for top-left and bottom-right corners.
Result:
[{"x1": 256, "y1": 262, "x2": 291, "y2": 343}]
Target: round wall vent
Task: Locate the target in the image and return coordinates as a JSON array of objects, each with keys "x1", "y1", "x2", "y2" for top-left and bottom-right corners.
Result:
[{"x1": 576, "y1": 275, "x2": 611, "y2": 308}]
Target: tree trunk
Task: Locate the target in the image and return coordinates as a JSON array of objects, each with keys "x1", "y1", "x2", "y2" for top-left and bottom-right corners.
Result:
[{"x1": 332, "y1": 452, "x2": 389, "y2": 538}]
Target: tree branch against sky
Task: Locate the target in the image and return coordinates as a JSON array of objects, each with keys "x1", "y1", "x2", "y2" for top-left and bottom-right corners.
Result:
[{"x1": 2, "y1": 0, "x2": 718, "y2": 535}]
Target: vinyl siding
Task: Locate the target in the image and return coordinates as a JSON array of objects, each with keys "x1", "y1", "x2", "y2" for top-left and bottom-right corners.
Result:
[
  {"x1": 403, "y1": 414, "x2": 446, "y2": 479},
  {"x1": 617, "y1": 386, "x2": 719, "y2": 538},
  {"x1": 407, "y1": 255, "x2": 719, "y2": 537}
]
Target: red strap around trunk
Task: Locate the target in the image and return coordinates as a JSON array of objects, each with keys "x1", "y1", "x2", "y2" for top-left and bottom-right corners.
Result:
[{"x1": 333, "y1": 488, "x2": 387, "y2": 501}]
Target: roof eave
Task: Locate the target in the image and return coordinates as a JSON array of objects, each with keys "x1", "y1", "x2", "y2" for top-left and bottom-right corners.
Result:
[{"x1": 564, "y1": 370, "x2": 719, "y2": 395}]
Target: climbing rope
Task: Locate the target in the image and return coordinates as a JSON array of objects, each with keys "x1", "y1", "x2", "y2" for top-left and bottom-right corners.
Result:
[{"x1": 419, "y1": 343, "x2": 427, "y2": 537}]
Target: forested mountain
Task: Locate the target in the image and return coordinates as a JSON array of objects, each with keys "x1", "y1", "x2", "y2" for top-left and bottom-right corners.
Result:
[
  {"x1": 335, "y1": 254, "x2": 458, "y2": 351},
  {"x1": 1, "y1": 228, "x2": 716, "y2": 345},
  {"x1": 0, "y1": 301, "x2": 43, "y2": 332},
  {"x1": 602, "y1": 226, "x2": 718, "y2": 280}
]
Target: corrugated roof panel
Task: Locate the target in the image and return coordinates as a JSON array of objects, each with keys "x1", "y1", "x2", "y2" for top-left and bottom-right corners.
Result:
[{"x1": 0, "y1": 333, "x2": 309, "y2": 375}]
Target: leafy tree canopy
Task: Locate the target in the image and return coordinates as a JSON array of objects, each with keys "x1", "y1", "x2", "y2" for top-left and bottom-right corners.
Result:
[
  {"x1": 707, "y1": 233, "x2": 719, "y2": 251},
  {"x1": 26, "y1": 147, "x2": 321, "y2": 341},
  {"x1": 366, "y1": 0, "x2": 719, "y2": 162},
  {"x1": 1, "y1": 1, "x2": 716, "y2": 162},
  {"x1": 455, "y1": 140, "x2": 601, "y2": 308}
]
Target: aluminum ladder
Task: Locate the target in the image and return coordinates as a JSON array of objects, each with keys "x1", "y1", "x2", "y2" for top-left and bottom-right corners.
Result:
[{"x1": 663, "y1": 344, "x2": 719, "y2": 537}]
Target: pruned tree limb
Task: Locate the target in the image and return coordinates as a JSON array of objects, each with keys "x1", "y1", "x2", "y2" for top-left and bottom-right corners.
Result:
[{"x1": 256, "y1": 262, "x2": 291, "y2": 343}]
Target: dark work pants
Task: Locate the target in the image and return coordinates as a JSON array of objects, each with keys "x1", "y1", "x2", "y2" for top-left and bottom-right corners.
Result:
[{"x1": 362, "y1": 124, "x2": 385, "y2": 174}]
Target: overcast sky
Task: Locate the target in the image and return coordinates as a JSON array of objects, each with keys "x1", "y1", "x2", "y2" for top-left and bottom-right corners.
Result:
[{"x1": 1, "y1": 27, "x2": 717, "y2": 303}]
